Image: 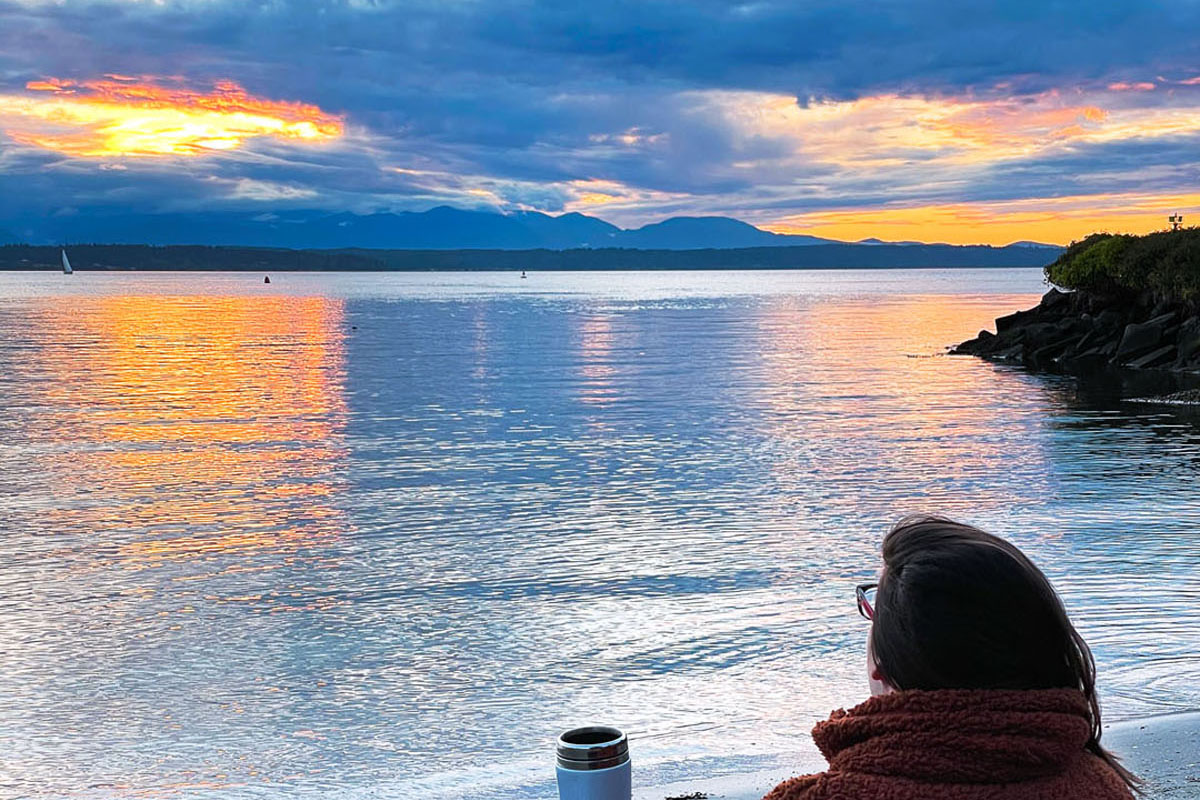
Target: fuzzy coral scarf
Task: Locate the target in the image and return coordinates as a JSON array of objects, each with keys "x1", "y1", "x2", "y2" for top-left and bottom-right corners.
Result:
[{"x1": 763, "y1": 688, "x2": 1134, "y2": 800}]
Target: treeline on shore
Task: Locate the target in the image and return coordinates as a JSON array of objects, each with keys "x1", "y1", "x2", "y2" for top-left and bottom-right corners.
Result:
[
  {"x1": 0, "y1": 242, "x2": 1055, "y2": 271},
  {"x1": 1045, "y1": 228, "x2": 1200, "y2": 303}
]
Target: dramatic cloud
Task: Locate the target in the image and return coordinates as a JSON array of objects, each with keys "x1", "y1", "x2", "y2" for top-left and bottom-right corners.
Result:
[
  {"x1": 0, "y1": 76, "x2": 342, "y2": 156},
  {"x1": 2, "y1": 0, "x2": 1200, "y2": 243}
]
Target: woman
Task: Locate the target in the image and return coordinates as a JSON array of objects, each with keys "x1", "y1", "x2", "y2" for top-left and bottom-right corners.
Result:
[{"x1": 765, "y1": 515, "x2": 1138, "y2": 800}]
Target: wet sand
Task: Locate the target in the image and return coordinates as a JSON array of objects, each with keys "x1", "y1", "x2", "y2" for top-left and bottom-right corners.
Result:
[{"x1": 1104, "y1": 711, "x2": 1200, "y2": 799}]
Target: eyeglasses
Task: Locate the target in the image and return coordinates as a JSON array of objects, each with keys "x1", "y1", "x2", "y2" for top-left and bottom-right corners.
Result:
[{"x1": 856, "y1": 583, "x2": 878, "y2": 621}]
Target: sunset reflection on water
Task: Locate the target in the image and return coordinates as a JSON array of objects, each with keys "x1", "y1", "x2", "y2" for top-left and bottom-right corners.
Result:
[
  {"x1": 0, "y1": 270, "x2": 1197, "y2": 800},
  {"x1": 754, "y1": 295, "x2": 1058, "y2": 516},
  {"x1": 25, "y1": 294, "x2": 348, "y2": 561}
]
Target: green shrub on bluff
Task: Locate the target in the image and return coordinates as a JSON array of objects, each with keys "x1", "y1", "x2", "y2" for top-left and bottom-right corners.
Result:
[{"x1": 1045, "y1": 228, "x2": 1200, "y2": 302}]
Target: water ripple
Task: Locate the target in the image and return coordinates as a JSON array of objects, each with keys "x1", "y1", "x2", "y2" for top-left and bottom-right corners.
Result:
[{"x1": 0, "y1": 270, "x2": 1196, "y2": 799}]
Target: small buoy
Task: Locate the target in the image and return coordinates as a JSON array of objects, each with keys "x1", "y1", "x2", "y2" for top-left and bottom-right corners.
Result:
[{"x1": 264, "y1": 275, "x2": 271, "y2": 284}]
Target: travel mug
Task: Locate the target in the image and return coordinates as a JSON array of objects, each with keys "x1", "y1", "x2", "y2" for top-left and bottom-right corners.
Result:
[{"x1": 555, "y1": 725, "x2": 631, "y2": 800}]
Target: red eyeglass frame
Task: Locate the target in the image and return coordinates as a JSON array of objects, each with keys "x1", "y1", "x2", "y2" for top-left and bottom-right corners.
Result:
[{"x1": 856, "y1": 582, "x2": 878, "y2": 620}]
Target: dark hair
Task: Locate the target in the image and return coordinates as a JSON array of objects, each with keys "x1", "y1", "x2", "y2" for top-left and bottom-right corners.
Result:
[{"x1": 870, "y1": 514, "x2": 1138, "y2": 791}]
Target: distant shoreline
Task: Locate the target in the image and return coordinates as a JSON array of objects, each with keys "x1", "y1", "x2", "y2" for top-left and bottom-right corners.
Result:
[{"x1": 0, "y1": 243, "x2": 1056, "y2": 272}]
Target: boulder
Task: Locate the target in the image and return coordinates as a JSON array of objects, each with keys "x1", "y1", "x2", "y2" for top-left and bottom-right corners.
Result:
[
  {"x1": 995, "y1": 308, "x2": 1037, "y2": 333},
  {"x1": 1031, "y1": 337, "x2": 1078, "y2": 365},
  {"x1": 1115, "y1": 321, "x2": 1165, "y2": 363},
  {"x1": 1053, "y1": 317, "x2": 1080, "y2": 334},
  {"x1": 951, "y1": 330, "x2": 993, "y2": 355},
  {"x1": 1174, "y1": 317, "x2": 1200, "y2": 364},
  {"x1": 1070, "y1": 330, "x2": 1101, "y2": 356},
  {"x1": 1128, "y1": 345, "x2": 1177, "y2": 370},
  {"x1": 1145, "y1": 311, "x2": 1178, "y2": 328},
  {"x1": 1040, "y1": 288, "x2": 1071, "y2": 311},
  {"x1": 1094, "y1": 310, "x2": 1125, "y2": 331},
  {"x1": 1020, "y1": 322, "x2": 1059, "y2": 348}
]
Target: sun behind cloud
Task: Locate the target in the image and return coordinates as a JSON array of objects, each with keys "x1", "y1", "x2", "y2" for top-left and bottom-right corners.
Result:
[{"x1": 0, "y1": 76, "x2": 343, "y2": 157}]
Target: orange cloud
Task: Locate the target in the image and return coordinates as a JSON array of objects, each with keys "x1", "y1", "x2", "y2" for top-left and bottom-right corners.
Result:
[
  {"x1": 763, "y1": 192, "x2": 1200, "y2": 246},
  {"x1": 0, "y1": 76, "x2": 343, "y2": 157},
  {"x1": 1107, "y1": 81, "x2": 1156, "y2": 92},
  {"x1": 690, "y1": 86, "x2": 1200, "y2": 171}
]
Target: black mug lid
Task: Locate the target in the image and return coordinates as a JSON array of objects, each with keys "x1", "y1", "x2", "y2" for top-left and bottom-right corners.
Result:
[{"x1": 556, "y1": 726, "x2": 630, "y2": 771}]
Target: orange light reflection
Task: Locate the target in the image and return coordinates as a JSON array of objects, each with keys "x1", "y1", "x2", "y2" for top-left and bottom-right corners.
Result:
[
  {"x1": 29, "y1": 295, "x2": 349, "y2": 566},
  {"x1": 753, "y1": 293, "x2": 1054, "y2": 515}
]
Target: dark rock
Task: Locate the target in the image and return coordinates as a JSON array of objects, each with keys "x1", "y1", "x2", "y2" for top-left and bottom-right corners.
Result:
[
  {"x1": 1041, "y1": 288, "x2": 1070, "y2": 311},
  {"x1": 996, "y1": 308, "x2": 1037, "y2": 333},
  {"x1": 1146, "y1": 311, "x2": 1178, "y2": 328},
  {"x1": 1021, "y1": 322, "x2": 1059, "y2": 347},
  {"x1": 950, "y1": 330, "x2": 994, "y2": 355},
  {"x1": 1070, "y1": 330, "x2": 1100, "y2": 355},
  {"x1": 1115, "y1": 321, "x2": 1165, "y2": 362},
  {"x1": 1095, "y1": 310, "x2": 1125, "y2": 331},
  {"x1": 1174, "y1": 317, "x2": 1200, "y2": 364},
  {"x1": 1031, "y1": 337, "x2": 1078, "y2": 364},
  {"x1": 1180, "y1": 350, "x2": 1200, "y2": 371},
  {"x1": 1129, "y1": 345, "x2": 1177, "y2": 369},
  {"x1": 953, "y1": 289, "x2": 1200, "y2": 384},
  {"x1": 1053, "y1": 317, "x2": 1080, "y2": 334}
]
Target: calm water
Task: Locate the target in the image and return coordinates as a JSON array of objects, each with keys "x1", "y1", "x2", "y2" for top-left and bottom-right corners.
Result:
[{"x1": 0, "y1": 269, "x2": 1197, "y2": 800}]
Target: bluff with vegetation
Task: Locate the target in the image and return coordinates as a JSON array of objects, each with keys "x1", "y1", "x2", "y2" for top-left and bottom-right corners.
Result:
[
  {"x1": 1043, "y1": 228, "x2": 1200, "y2": 302},
  {"x1": 954, "y1": 228, "x2": 1200, "y2": 380}
]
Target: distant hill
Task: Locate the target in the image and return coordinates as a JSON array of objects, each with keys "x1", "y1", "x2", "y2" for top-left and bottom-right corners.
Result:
[
  {"x1": 618, "y1": 216, "x2": 831, "y2": 248},
  {"x1": 0, "y1": 242, "x2": 1059, "y2": 271},
  {"x1": 1007, "y1": 240, "x2": 1061, "y2": 249},
  {"x1": 2, "y1": 206, "x2": 1068, "y2": 257},
  {"x1": 3, "y1": 206, "x2": 853, "y2": 250}
]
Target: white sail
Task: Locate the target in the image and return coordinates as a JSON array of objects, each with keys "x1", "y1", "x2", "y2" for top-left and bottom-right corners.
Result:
[{"x1": 61, "y1": 249, "x2": 72, "y2": 275}]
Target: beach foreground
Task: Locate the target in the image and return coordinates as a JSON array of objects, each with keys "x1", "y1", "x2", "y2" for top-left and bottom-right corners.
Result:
[{"x1": 635, "y1": 712, "x2": 1200, "y2": 800}]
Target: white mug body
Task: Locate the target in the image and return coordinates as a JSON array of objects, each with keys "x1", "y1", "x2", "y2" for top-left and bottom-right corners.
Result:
[
  {"x1": 555, "y1": 759, "x2": 631, "y2": 800},
  {"x1": 555, "y1": 725, "x2": 631, "y2": 800}
]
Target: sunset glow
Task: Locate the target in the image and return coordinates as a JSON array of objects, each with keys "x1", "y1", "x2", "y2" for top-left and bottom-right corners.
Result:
[
  {"x1": 0, "y1": 76, "x2": 343, "y2": 157},
  {"x1": 763, "y1": 192, "x2": 1200, "y2": 246}
]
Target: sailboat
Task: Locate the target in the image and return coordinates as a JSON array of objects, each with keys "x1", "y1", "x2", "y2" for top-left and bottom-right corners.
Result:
[{"x1": 61, "y1": 248, "x2": 73, "y2": 275}]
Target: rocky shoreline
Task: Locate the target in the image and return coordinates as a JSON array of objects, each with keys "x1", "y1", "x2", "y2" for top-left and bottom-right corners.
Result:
[{"x1": 951, "y1": 287, "x2": 1200, "y2": 401}]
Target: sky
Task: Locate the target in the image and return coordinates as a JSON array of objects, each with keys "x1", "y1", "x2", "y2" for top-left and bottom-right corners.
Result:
[{"x1": 2, "y1": 0, "x2": 1200, "y2": 245}]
